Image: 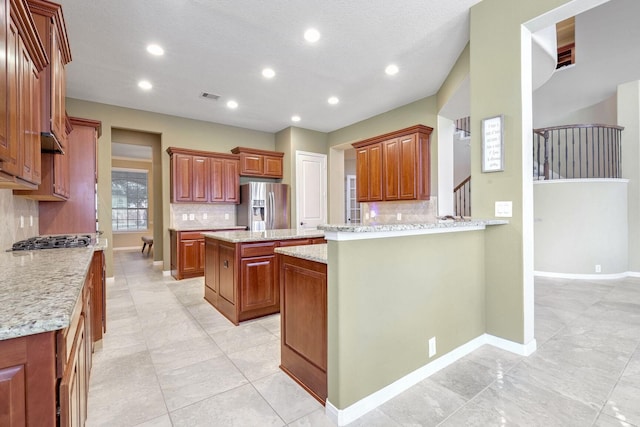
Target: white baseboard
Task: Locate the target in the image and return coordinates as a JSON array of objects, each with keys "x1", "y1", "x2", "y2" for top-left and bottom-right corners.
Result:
[
  {"x1": 113, "y1": 246, "x2": 142, "y2": 251},
  {"x1": 106, "y1": 277, "x2": 115, "y2": 284},
  {"x1": 162, "y1": 270, "x2": 171, "y2": 276},
  {"x1": 325, "y1": 333, "x2": 534, "y2": 426},
  {"x1": 534, "y1": 270, "x2": 632, "y2": 280},
  {"x1": 153, "y1": 260, "x2": 163, "y2": 266}
]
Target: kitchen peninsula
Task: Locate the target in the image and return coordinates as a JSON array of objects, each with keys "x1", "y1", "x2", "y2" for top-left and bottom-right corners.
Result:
[
  {"x1": 279, "y1": 219, "x2": 507, "y2": 425},
  {"x1": 202, "y1": 229, "x2": 325, "y2": 325}
]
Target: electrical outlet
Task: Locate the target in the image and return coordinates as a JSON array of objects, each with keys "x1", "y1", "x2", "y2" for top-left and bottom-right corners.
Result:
[
  {"x1": 595, "y1": 264, "x2": 602, "y2": 273},
  {"x1": 396, "y1": 213, "x2": 402, "y2": 221},
  {"x1": 371, "y1": 211, "x2": 377, "y2": 218},
  {"x1": 428, "y1": 337, "x2": 436, "y2": 358},
  {"x1": 189, "y1": 214, "x2": 195, "y2": 221},
  {"x1": 365, "y1": 213, "x2": 370, "y2": 220},
  {"x1": 203, "y1": 213, "x2": 208, "y2": 220},
  {"x1": 182, "y1": 214, "x2": 188, "y2": 221},
  {"x1": 19, "y1": 215, "x2": 24, "y2": 228},
  {"x1": 224, "y1": 213, "x2": 230, "y2": 220}
]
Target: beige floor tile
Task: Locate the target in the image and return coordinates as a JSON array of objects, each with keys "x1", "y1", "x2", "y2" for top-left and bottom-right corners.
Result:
[
  {"x1": 227, "y1": 339, "x2": 281, "y2": 381},
  {"x1": 149, "y1": 335, "x2": 223, "y2": 374},
  {"x1": 253, "y1": 371, "x2": 322, "y2": 423}
]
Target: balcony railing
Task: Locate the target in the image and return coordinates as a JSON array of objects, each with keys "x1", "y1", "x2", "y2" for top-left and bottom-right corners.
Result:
[{"x1": 533, "y1": 124, "x2": 624, "y2": 180}]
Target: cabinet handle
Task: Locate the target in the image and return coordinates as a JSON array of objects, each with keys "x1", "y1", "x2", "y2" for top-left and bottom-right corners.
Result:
[{"x1": 223, "y1": 260, "x2": 229, "y2": 268}]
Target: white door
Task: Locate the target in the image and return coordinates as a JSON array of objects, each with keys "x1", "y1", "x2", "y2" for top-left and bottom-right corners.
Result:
[{"x1": 296, "y1": 151, "x2": 327, "y2": 230}]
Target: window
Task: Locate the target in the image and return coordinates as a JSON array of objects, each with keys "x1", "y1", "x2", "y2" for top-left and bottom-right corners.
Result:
[{"x1": 112, "y1": 169, "x2": 148, "y2": 231}]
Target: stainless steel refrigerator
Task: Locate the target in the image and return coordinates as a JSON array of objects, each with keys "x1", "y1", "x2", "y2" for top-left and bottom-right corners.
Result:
[{"x1": 237, "y1": 182, "x2": 290, "y2": 231}]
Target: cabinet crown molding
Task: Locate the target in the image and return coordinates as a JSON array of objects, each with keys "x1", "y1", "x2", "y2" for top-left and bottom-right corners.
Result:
[
  {"x1": 230, "y1": 146, "x2": 284, "y2": 158},
  {"x1": 166, "y1": 146, "x2": 239, "y2": 160},
  {"x1": 351, "y1": 124, "x2": 433, "y2": 149}
]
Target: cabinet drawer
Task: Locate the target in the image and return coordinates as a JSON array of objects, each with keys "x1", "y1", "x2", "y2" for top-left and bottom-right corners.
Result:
[
  {"x1": 180, "y1": 231, "x2": 204, "y2": 240},
  {"x1": 240, "y1": 242, "x2": 276, "y2": 257},
  {"x1": 278, "y1": 239, "x2": 312, "y2": 248},
  {"x1": 56, "y1": 293, "x2": 83, "y2": 377}
]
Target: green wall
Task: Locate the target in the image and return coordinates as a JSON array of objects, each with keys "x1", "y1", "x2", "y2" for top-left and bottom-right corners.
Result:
[
  {"x1": 328, "y1": 230, "x2": 486, "y2": 408},
  {"x1": 66, "y1": 98, "x2": 274, "y2": 276}
]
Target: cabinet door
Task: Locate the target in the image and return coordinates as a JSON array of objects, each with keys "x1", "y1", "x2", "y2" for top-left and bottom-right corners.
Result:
[
  {"x1": 263, "y1": 155, "x2": 283, "y2": 178},
  {"x1": 197, "y1": 238, "x2": 206, "y2": 272},
  {"x1": 192, "y1": 155, "x2": 208, "y2": 202},
  {"x1": 224, "y1": 159, "x2": 239, "y2": 203},
  {"x1": 59, "y1": 316, "x2": 85, "y2": 427},
  {"x1": 0, "y1": 0, "x2": 7, "y2": 163},
  {"x1": 356, "y1": 148, "x2": 369, "y2": 202},
  {"x1": 2, "y1": 19, "x2": 19, "y2": 176},
  {"x1": 180, "y1": 240, "x2": 199, "y2": 274},
  {"x1": 383, "y1": 138, "x2": 399, "y2": 200},
  {"x1": 218, "y1": 243, "x2": 235, "y2": 304},
  {"x1": 240, "y1": 255, "x2": 277, "y2": 312},
  {"x1": 204, "y1": 238, "x2": 219, "y2": 296},
  {"x1": 53, "y1": 148, "x2": 70, "y2": 199},
  {"x1": 19, "y1": 40, "x2": 39, "y2": 184},
  {"x1": 0, "y1": 365, "x2": 26, "y2": 426},
  {"x1": 368, "y1": 143, "x2": 383, "y2": 201},
  {"x1": 172, "y1": 154, "x2": 192, "y2": 202},
  {"x1": 209, "y1": 157, "x2": 224, "y2": 202},
  {"x1": 29, "y1": 64, "x2": 41, "y2": 185},
  {"x1": 50, "y1": 26, "x2": 66, "y2": 147},
  {"x1": 399, "y1": 134, "x2": 417, "y2": 199},
  {"x1": 240, "y1": 153, "x2": 263, "y2": 175}
]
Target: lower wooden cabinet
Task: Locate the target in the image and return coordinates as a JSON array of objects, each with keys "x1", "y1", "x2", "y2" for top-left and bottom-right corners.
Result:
[
  {"x1": 170, "y1": 229, "x2": 240, "y2": 280},
  {"x1": 278, "y1": 252, "x2": 327, "y2": 403},
  {"x1": 204, "y1": 236, "x2": 324, "y2": 325}
]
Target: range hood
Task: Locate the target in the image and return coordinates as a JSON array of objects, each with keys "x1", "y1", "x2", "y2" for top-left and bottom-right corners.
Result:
[{"x1": 40, "y1": 132, "x2": 64, "y2": 154}]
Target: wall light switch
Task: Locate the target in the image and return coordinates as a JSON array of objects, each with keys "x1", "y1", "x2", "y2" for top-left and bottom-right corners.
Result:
[
  {"x1": 29, "y1": 215, "x2": 33, "y2": 227},
  {"x1": 495, "y1": 201, "x2": 513, "y2": 218},
  {"x1": 224, "y1": 213, "x2": 230, "y2": 220},
  {"x1": 396, "y1": 213, "x2": 402, "y2": 221},
  {"x1": 203, "y1": 213, "x2": 208, "y2": 220},
  {"x1": 189, "y1": 214, "x2": 195, "y2": 221},
  {"x1": 19, "y1": 215, "x2": 24, "y2": 228},
  {"x1": 182, "y1": 214, "x2": 188, "y2": 221},
  {"x1": 365, "y1": 213, "x2": 370, "y2": 220}
]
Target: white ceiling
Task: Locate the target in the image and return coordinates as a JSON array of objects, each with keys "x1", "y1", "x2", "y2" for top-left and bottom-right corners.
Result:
[{"x1": 56, "y1": 0, "x2": 481, "y2": 134}]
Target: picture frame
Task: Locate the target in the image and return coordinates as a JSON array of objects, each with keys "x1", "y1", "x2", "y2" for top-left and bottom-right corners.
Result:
[{"x1": 481, "y1": 115, "x2": 504, "y2": 173}]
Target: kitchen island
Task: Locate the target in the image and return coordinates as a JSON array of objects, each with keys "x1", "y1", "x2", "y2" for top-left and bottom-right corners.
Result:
[
  {"x1": 0, "y1": 241, "x2": 106, "y2": 426},
  {"x1": 313, "y1": 219, "x2": 509, "y2": 425},
  {"x1": 202, "y1": 229, "x2": 325, "y2": 325}
]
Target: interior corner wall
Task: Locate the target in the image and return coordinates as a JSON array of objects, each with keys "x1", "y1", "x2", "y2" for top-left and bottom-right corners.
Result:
[
  {"x1": 437, "y1": 116, "x2": 454, "y2": 216},
  {"x1": 66, "y1": 98, "x2": 275, "y2": 277},
  {"x1": 618, "y1": 80, "x2": 640, "y2": 272},
  {"x1": 470, "y1": 0, "x2": 578, "y2": 345}
]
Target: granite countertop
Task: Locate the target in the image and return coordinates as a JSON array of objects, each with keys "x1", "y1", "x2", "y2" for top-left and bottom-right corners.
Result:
[
  {"x1": 275, "y1": 244, "x2": 327, "y2": 264},
  {"x1": 202, "y1": 228, "x2": 324, "y2": 243},
  {"x1": 317, "y1": 219, "x2": 508, "y2": 233},
  {"x1": 0, "y1": 245, "x2": 99, "y2": 341},
  {"x1": 169, "y1": 226, "x2": 247, "y2": 232}
]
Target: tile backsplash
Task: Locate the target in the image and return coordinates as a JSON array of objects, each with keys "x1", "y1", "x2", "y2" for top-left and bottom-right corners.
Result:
[
  {"x1": 0, "y1": 189, "x2": 39, "y2": 250},
  {"x1": 170, "y1": 203, "x2": 236, "y2": 229},
  {"x1": 361, "y1": 198, "x2": 437, "y2": 225}
]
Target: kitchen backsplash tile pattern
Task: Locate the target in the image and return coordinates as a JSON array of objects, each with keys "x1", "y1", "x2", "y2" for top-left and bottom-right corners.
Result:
[
  {"x1": 170, "y1": 203, "x2": 236, "y2": 229},
  {"x1": 361, "y1": 198, "x2": 437, "y2": 225},
  {"x1": 0, "y1": 190, "x2": 39, "y2": 250}
]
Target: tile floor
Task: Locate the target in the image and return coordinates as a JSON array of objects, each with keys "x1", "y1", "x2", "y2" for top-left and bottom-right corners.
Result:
[{"x1": 86, "y1": 250, "x2": 640, "y2": 426}]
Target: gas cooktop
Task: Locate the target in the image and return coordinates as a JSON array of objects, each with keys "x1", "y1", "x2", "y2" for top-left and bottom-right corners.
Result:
[{"x1": 11, "y1": 235, "x2": 93, "y2": 251}]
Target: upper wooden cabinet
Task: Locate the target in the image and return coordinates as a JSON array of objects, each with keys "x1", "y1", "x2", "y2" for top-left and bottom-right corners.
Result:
[
  {"x1": 27, "y1": 0, "x2": 71, "y2": 152},
  {"x1": 231, "y1": 146, "x2": 284, "y2": 178},
  {"x1": 167, "y1": 147, "x2": 240, "y2": 204},
  {"x1": 352, "y1": 125, "x2": 433, "y2": 202},
  {"x1": 0, "y1": 0, "x2": 47, "y2": 189}
]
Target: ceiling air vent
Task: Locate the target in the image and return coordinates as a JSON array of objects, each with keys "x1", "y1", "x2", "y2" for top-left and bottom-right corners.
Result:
[{"x1": 200, "y1": 92, "x2": 221, "y2": 100}]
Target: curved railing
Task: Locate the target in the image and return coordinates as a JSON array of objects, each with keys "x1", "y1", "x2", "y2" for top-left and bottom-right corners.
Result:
[
  {"x1": 454, "y1": 175, "x2": 471, "y2": 217},
  {"x1": 533, "y1": 124, "x2": 624, "y2": 180}
]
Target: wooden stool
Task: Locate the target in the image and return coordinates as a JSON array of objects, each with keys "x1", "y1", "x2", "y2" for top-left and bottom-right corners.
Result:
[{"x1": 141, "y1": 236, "x2": 153, "y2": 255}]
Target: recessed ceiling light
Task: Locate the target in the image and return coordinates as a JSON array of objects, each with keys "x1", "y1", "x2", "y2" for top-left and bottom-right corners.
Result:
[
  {"x1": 138, "y1": 80, "x2": 152, "y2": 90},
  {"x1": 385, "y1": 64, "x2": 399, "y2": 76},
  {"x1": 227, "y1": 100, "x2": 238, "y2": 109},
  {"x1": 291, "y1": 115, "x2": 301, "y2": 122},
  {"x1": 262, "y1": 68, "x2": 276, "y2": 79},
  {"x1": 146, "y1": 44, "x2": 164, "y2": 56},
  {"x1": 328, "y1": 96, "x2": 339, "y2": 105},
  {"x1": 304, "y1": 28, "x2": 321, "y2": 43}
]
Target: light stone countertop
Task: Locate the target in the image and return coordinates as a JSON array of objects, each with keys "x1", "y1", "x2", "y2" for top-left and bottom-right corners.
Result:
[
  {"x1": 168, "y1": 226, "x2": 247, "y2": 232},
  {"x1": 318, "y1": 219, "x2": 508, "y2": 233},
  {"x1": 202, "y1": 228, "x2": 324, "y2": 243},
  {"x1": 275, "y1": 243, "x2": 327, "y2": 264},
  {"x1": 0, "y1": 245, "x2": 102, "y2": 341}
]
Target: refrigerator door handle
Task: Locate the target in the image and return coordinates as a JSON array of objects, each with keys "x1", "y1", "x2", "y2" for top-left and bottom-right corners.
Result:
[{"x1": 269, "y1": 192, "x2": 274, "y2": 229}]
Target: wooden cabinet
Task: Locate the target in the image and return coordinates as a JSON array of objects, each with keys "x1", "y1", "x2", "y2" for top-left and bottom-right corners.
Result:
[
  {"x1": 170, "y1": 229, "x2": 239, "y2": 280},
  {"x1": 0, "y1": 0, "x2": 47, "y2": 189},
  {"x1": 167, "y1": 147, "x2": 240, "y2": 204},
  {"x1": 278, "y1": 252, "x2": 327, "y2": 403},
  {"x1": 27, "y1": 0, "x2": 71, "y2": 151},
  {"x1": 352, "y1": 125, "x2": 433, "y2": 202},
  {"x1": 204, "y1": 236, "x2": 323, "y2": 325},
  {"x1": 231, "y1": 146, "x2": 284, "y2": 178}
]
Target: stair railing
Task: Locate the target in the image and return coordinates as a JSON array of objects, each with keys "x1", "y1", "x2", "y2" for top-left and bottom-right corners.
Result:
[
  {"x1": 533, "y1": 124, "x2": 624, "y2": 180},
  {"x1": 454, "y1": 175, "x2": 471, "y2": 217}
]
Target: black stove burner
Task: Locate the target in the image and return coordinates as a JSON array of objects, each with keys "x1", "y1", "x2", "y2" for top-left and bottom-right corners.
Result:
[{"x1": 11, "y1": 235, "x2": 93, "y2": 251}]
